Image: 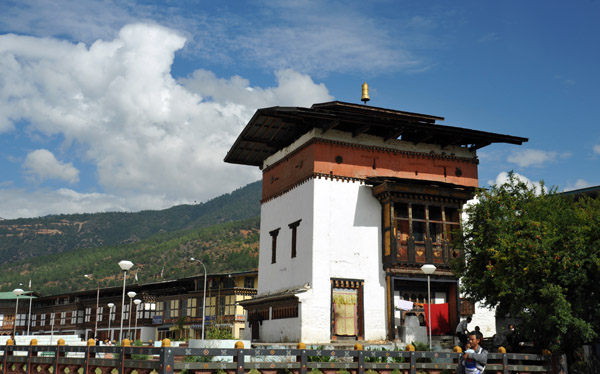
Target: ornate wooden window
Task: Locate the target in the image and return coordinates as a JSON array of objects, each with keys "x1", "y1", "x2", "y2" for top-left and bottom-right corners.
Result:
[
  {"x1": 169, "y1": 300, "x2": 179, "y2": 318},
  {"x1": 393, "y1": 202, "x2": 462, "y2": 267},
  {"x1": 186, "y1": 298, "x2": 197, "y2": 317},
  {"x1": 244, "y1": 276, "x2": 255, "y2": 288},
  {"x1": 272, "y1": 303, "x2": 299, "y2": 319}
]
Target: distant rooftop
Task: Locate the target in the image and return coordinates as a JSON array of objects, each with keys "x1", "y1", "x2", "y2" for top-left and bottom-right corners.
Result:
[
  {"x1": 561, "y1": 185, "x2": 600, "y2": 199},
  {"x1": 225, "y1": 101, "x2": 528, "y2": 167},
  {"x1": 0, "y1": 291, "x2": 36, "y2": 300}
]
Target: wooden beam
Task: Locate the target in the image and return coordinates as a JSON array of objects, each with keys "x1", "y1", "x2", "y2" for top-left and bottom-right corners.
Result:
[
  {"x1": 412, "y1": 132, "x2": 434, "y2": 144},
  {"x1": 469, "y1": 141, "x2": 491, "y2": 151},
  {"x1": 384, "y1": 127, "x2": 405, "y2": 141},
  {"x1": 322, "y1": 119, "x2": 340, "y2": 133},
  {"x1": 353, "y1": 124, "x2": 371, "y2": 137}
]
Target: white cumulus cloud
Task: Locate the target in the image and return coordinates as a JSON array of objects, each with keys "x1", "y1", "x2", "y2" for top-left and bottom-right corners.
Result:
[
  {"x1": 492, "y1": 171, "x2": 545, "y2": 195},
  {"x1": 506, "y1": 149, "x2": 569, "y2": 168},
  {"x1": 0, "y1": 23, "x2": 333, "y2": 218},
  {"x1": 593, "y1": 144, "x2": 600, "y2": 156},
  {"x1": 23, "y1": 149, "x2": 79, "y2": 184}
]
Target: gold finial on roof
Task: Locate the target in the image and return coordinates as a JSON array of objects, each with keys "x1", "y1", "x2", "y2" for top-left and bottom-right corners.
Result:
[{"x1": 361, "y1": 82, "x2": 370, "y2": 104}]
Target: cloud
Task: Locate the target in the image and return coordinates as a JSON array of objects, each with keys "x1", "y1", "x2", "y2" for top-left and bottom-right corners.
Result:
[
  {"x1": 593, "y1": 144, "x2": 600, "y2": 156},
  {"x1": 0, "y1": 23, "x2": 333, "y2": 218},
  {"x1": 23, "y1": 149, "x2": 79, "y2": 184},
  {"x1": 563, "y1": 179, "x2": 592, "y2": 192},
  {"x1": 506, "y1": 149, "x2": 570, "y2": 168},
  {"x1": 0, "y1": 187, "x2": 128, "y2": 219},
  {"x1": 179, "y1": 69, "x2": 331, "y2": 108},
  {"x1": 0, "y1": 0, "x2": 149, "y2": 44},
  {"x1": 231, "y1": 2, "x2": 426, "y2": 75},
  {"x1": 0, "y1": 0, "x2": 433, "y2": 76},
  {"x1": 491, "y1": 171, "x2": 545, "y2": 194}
]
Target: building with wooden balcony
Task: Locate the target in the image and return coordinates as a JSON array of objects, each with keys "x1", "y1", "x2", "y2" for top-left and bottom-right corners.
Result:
[
  {"x1": 0, "y1": 271, "x2": 257, "y2": 342},
  {"x1": 226, "y1": 99, "x2": 527, "y2": 343}
]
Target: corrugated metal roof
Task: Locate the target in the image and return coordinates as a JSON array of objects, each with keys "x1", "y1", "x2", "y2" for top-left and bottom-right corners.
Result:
[{"x1": 0, "y1": 291, "x2": 36, "y2": 300}]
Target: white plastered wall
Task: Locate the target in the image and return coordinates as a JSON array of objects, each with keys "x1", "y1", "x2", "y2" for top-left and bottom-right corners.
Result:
[
  {"x1": 258, "y1": 181, "x2": 315, "y2": 295},
  {"x1": 256, "y1": 177, "x2": 387, "y2": 343},
  {"x1": 471, "y1": 302, "x2": 497, "y2": 338},
  {"x1": 256, "y1": 180, "x2": 314, "y2": 342}
]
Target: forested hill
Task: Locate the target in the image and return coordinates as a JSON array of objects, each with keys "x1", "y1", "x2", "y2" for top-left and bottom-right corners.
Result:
[
  {"x1": 0, "y1": 181, "x2": 262, "y2": 265},
  {"x1": 0, "y1": 216, "x2": 260, "y2": 296}
]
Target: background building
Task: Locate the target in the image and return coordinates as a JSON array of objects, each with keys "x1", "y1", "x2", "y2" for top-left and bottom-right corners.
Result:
[{"x1": 0, "y1": 271, "x2": 257, "y2": 342}]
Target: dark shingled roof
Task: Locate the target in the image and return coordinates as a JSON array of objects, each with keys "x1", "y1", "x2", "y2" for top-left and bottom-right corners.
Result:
[{"x1": 225, "y1": 101, "x2": 528, "y2": 167}]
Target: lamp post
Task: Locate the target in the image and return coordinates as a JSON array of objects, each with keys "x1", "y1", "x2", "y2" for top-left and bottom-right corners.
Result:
[
  {"x1": 85, "y1": 274, "x2": 100, "y2": 339},
  {"x1": 421, "y1": 264, "x2": 437, "y2": 350},
  {"x1": 27, "y1": 281, "x2": 33, "y2": 336},
  {"x1": 13, "y1": 288, "x2": 24, "y2": 337},
  {"x1": 133, "y1": 299, "x2": 142, "y2": 341},
  {"x1": 127, "y1": 291, "x2": 136, "y2": 340},
  {"x1": 107, "y1": 303, "x2": 115, "y2": 342},
  {"x1": 118, "y1": 260, "x2": 134, "y2": 342},
  {"x1": 190, "y1": 257, "x2": 207, "y2": 340}
]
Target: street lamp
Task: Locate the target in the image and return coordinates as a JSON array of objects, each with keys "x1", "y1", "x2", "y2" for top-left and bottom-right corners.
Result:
[
  {"x1": 13, "y1": 288, "x2": 24, "y2": 337},
  {"x1": 107, "y1": 303, "x2": 115, "y2": 342},
  {"x1": 127, "y1": 291, "x2": 136, "y2": 340},
  {"x1": 133, "y1": 299, "x2": 142, "y2": 341},
  {"x1": 118, "y1": 260, "x2": 134, "y2": 342},
  {"x1": 421, "y1": 264, "x2": 437, "y2": 350},
  {"x1": 85, "y1": 274, "x2": 100, "y2": 339},
  {"x1": 27, "y1": 282, "x2": 33, "y2": 336},
  {"x1": 190, "y1": 257, "x2": 207, "y2": 340}
]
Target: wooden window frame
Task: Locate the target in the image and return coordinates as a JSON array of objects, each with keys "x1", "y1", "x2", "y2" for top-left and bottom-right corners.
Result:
[
  {"x1": 392, "y1": 201, "x2": 462, "y2": 266},
  {"x1": 270, "y1": 228, "x2": 280, "y2": 264},
  {"x1": 288, "y1": 219, "x2": 302, "y2": 258}
]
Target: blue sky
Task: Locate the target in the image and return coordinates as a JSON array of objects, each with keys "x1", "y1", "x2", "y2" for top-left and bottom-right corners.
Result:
[{"x1": 0, "y1": 0, "x2": 598, "y2": 219}]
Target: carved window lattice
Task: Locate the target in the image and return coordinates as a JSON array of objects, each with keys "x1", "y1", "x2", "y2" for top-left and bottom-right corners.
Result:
[
  {"x1": 272, "y1": 304, "x2": 299, "y2": 319},
  {"x1": 393, "y1": 202, "x2": 461, "y2": 267}
]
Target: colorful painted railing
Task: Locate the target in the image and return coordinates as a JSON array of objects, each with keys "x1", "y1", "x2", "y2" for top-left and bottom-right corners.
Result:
[{"x1": 1, "y1": 339, "x2": 564, "y2": 374}]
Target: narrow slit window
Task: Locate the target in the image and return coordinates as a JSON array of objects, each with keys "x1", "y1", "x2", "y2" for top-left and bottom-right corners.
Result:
[
  {"x1": 288, "y1": 220, "x2": 302, "y2": 258},
  {"x1": 270, "y1": 228, "x2": 280, "y2": 264}
]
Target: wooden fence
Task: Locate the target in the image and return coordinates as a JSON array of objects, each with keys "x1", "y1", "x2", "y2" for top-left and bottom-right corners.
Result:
[{"x1": 1, "y1": 340, "x2": 564, "y2": 374}]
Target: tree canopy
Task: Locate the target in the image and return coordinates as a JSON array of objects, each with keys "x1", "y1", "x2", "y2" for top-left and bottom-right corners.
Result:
[{"x1": 453, "y1": 173, "x2": 600, "y2": 352}]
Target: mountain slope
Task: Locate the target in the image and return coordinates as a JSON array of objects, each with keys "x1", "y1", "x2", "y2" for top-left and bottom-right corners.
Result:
[
  {"x1": 0, "y1": 181, "x2": 261, "y2": 265},
  {"x1": 0, "y1": 216, "x2": 260, "y2": 296}
]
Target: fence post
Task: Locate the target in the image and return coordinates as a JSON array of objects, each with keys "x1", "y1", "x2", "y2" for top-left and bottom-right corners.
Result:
[
  {"x1": 234, "y1": 341, "x2": 245, "y2": 374},
  {"x1": 4, "y1": 338, "x2": 14, "y2": 374},
  {"x1": 297, "y1": 342, "x2": 307, "y2": 374},
  {"x1": 26, "y1": 339, "x2": 37, "y2": 374},
  {"x1": 405, "y1": 344, "x2": 416, "y2": 374},
  {"x1": 160, "y1": 339, "x2": 174, "y2": 374},
  {"x1": 495, "y1": 347, "x2": 507, "y2": 374},
  {"x1": 119, "y1": 338, "x2": 131, "y2": 374},
  {"x1": 409, "y1": 351, "x2": 416, "y2": 374},
  {"x1": 54, "y1": 338, "x2": 65, "y2": 374},
  {"x1": 354, "y1": 343, "x2": 364, "y2": 374},
  {"x1": 85, "y1": 338, "x2": 95, "y2": 374}
]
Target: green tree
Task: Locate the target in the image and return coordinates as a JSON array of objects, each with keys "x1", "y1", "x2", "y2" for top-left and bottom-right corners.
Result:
[{"x1": 452, "y1": 173, "x2": 600, "y2": 353}]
